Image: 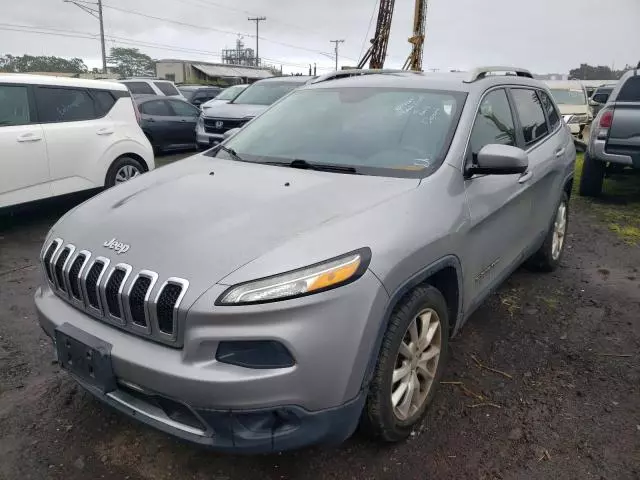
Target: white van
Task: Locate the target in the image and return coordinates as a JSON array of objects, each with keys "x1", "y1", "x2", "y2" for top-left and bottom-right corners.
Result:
[
  {"x1": 120, "y1": 78, "x2": 186, "y2": 99},
  {"x1": 0, "y1": 74, "x2": 154, "y2": 209},
  {"x1": 544, "y1": 80, "x2": 590, "y2": 138}
]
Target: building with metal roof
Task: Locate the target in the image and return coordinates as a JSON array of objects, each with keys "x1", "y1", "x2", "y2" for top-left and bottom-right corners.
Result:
[{"x1": 155, "y1": 59, "x2": 274, "y2": 86}]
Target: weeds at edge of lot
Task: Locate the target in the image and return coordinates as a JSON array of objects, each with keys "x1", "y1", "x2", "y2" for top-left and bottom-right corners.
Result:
[{"x1": 573, "y1": 153, "x2": 640, "y2": 245}]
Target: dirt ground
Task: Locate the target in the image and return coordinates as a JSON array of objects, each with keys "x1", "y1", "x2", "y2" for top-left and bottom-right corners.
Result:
[{"x1": 1, "y1": 165, "x2": 639, "y2": 480}]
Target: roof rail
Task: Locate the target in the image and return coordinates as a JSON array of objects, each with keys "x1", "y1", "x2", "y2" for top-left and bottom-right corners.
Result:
[
  {"x1": 309, "y1": 68, "x2": 421, "y2": 84},
  {"x1": 464, "y1": 66, "x2": 533, "y2": 83}
]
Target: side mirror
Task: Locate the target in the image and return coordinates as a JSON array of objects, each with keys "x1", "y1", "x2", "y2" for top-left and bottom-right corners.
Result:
[
  {"x1": 470, "y1": 144, "x2": 528, "y2": 176},
  {"x1": 223, "y1": 128, "x2": 241, "y2": 140},
  {"x1": 589, "y1": 99, "x2": 599, "y2": 106}
]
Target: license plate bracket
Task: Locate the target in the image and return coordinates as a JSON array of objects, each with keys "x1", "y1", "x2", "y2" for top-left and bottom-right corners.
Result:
[{"x1": 55, "y1": 323, "x2": 116, "y2": 393}]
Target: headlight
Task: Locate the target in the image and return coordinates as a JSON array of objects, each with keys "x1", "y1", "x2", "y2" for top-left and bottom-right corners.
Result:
[
  {"x1": 568, "y1": 114, "x2": 588, "y2": 124},
  {"x1": 216, "y1": 248, "x2": 371, "y2": 305}
]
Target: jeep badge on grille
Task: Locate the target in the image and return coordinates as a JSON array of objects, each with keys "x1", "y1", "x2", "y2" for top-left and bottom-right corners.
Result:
[{"x1": 103, "y1": 238, "x2": 130, "y2": 254}]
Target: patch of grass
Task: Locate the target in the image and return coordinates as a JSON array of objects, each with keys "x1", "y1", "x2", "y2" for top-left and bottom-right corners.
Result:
[
  {"x1": 536, "y1": 295, "x2": 559, "y2": 310},
  {"x1": 499, "y1": 288, "x2": 522, "y2": 317},
  {"x1": 573, "y1": 154, "x2": 640, "y2": 245}
]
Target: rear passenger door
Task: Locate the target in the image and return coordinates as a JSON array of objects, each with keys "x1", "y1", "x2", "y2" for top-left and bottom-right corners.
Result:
[
  {"x1": 167, "y1": 99, "x2": 199, "y2": 144},
  {"x1": 510, "y1": 88, "x2": 569, "y2": 243},
  {"x1": 0, "y1": 83, "x2": 50, "y2": 207},
  {"x1": 139, "y1": 99, "x2": 175, "y2": 145},
  {"x1": 463, "y1": 88, "x2": 534, "y2": 302},
  {"x1": 35, "y1": 86, "x2": 116, "y2": 196}
]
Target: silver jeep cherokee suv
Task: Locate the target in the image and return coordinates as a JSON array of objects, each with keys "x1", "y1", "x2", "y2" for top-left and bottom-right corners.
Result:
[{"x1": 36, "y1": 67, "x2": 575, "y2": 453}]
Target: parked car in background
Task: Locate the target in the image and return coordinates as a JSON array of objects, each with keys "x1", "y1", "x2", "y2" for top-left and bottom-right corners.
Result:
[
  {"x1": 120, "y1": 78, "x2": 186, "y2": 99},
  {"x1": 196, "y1": 76, "x2": 311, "y2": 148},
  {"x1": 0, "y1": 74, "x2": 153, "y2": 209},
  {"x1": 545, "y1": 80, "x2": 590, "y2": 138},
  {"x1": 580, "y1": 70, "x2": 640, "y2": 196},
  {"x1": 589, "y1": 84, "x2": 616, "y2": 117},
  {"x1": 177, "y1": 85, "x2": 222, "y2": 107},
  {"x1": 200, "y1": 84, "x2": 249, "y2": 111},
  {"x1": 136, "y1": 96, "x2": 200, "y2": 154},
  {"x1": 36, "y1": 67, "x2": 575, "y2": 453}
]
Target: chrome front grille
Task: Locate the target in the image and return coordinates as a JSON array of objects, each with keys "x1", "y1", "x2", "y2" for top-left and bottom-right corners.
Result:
[{"x1": 42, "y1": 238, "x2": 188, "y2": 346}]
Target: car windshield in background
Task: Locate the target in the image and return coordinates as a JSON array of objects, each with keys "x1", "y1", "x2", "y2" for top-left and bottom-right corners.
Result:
[
  {"x1": 154, "y1": 81, "x2": 180, "y2": 96},
  {"x1": 549, "y1": 88, "x2": 586, "y2": 105},
  {"x1": 123, "y1": 82, "x2": 154, "y2": 95},
  {"x1": 216, "y1": 85, "x2": 246, "y2": 101},
  {"x1": 219, "y1": 87, "x2": 466, "y2": 177},
  {"x1": 232, "y1": 81, "x2": 304, "y2": 106},
  {"x1": 178, "y1": 88, "x2": 195, "y2": 100}
]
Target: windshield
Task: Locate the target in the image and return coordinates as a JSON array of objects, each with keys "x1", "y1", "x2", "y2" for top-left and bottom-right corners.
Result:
[
  {"x1": 218, "y1": 87, "x2": 466, "y2": 177},
  {"x1": 178, "y1": 88, "x2": 195, "y2": 100},
  {"x1": 232, "y1": 81, "x2": 305, "y2": 106},
  {"x1": 216, "y1": 85, "x2": 247, "y2": 101},
  {"x1": 549, "y1": 88, "x2": 586, "y2": 106}
]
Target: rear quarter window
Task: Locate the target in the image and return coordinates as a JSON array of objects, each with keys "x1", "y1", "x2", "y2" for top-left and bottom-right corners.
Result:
[
  {"x1": 154, "y1": 82, "x2": 180, "y2": 96},
  {"x1": 91, "y1": 90, "x2": 116, "y2": 116},
  {"x1": 123, "y1": 82, "x2": 155, "y2": 95},
  {"x1": 616, "y1": 77, "x2": 640, "y2": 102}
]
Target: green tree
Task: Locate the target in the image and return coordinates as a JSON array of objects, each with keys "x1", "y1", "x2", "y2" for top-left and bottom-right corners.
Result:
[
  {"x1": 568, "y1": 63, "x2": 632, "y2": 80},
  {"x1": 107, "y1": 47, "x2": 154, "y2": 78},
  {"x1": 0, "y1": 54, "x2": 87, "y2": 73}
]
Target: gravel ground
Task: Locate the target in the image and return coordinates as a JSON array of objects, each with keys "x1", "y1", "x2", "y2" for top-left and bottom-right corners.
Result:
[{"x1": 0, "y1": 176, "x2": 638, "y2": 480}]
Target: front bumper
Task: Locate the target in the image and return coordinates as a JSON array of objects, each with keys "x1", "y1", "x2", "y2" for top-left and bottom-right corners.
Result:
[
  {"x1": 196, "y1": 125, "x2": 224, "y2": 148},
  {"x1": 35, "y1": 270, "x2": 389, "y2": 451}
]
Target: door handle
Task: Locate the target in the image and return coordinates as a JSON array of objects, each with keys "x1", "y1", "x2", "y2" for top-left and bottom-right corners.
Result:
[
  {"x1": 555, "y1": 148, "x2": 566, "y2": 158},
  {"x1": 146, "y1": 117, "x2": 155, "y2": 122},
  {"x1": 97, "y1": 128, "x2": 114, "y2": 135},
  {"x1": 180, "y1": 119, "x2": 188, "y2": 122},
  {"x1": 16, "y1": 133, "x2": 42, "y2": 142},
  {"x1": 518, "y1": 171, "x2": 533, "y2": 184}
]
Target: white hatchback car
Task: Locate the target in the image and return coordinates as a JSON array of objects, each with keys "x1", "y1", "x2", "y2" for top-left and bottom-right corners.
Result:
[{"x1": 0, "y1": 74, "x2": 154, "y2": 209}]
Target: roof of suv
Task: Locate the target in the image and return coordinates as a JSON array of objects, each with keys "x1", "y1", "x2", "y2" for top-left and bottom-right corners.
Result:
[
  {"x1": 304, "y1": 69, "x2": 544, "y2": 93},
  {"x1": 0, "y1": 73, "x2": 126, "y2": 90},
  {"x1": 255, "y1": 76, "x2": 313, "y2": 84}
]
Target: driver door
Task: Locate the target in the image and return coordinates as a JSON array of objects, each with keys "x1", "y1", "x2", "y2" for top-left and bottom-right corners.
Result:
[{"x1": 462, "y1": 88, "x2": 534, "y2": 306}]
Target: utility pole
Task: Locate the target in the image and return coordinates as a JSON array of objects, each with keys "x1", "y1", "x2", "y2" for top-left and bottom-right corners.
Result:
[
  {"x1": 330, "y1": 40, "x2": 345, "y2": 71},
  {"x1": 64, "y1": 0, "x2": 107, "y2": 73},
  {"x1": 248, "y1": 16, "x2": 266, "y2": 67}
]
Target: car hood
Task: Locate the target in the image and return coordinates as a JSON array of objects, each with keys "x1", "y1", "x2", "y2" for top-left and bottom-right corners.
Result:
[
  {"x1": 201, "y1": 102, "x2": 268, "y2": 119},
  {"x1": 49, "y1": 155, "x2": 417, "y2": 296},
  {"x1": 558, "y1": 104, "x2": 588, "y2": 116},
  {"x1": 201, "y1": 99, "x2": 231, "y2": 110}
]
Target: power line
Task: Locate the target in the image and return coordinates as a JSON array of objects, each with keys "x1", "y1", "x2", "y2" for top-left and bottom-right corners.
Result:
[
  {"x1": 102, "y1": 4, "x2": 357, "y2": 61},
  {"x1": 64, "y1": 0, "x2": 107, "y2": 73},
  {"x1": 247, "y1": 16, "x2": 266, "y2": 67},
  {"x1": 359, "y1": 0, "x2": 379, "y2": 59}
]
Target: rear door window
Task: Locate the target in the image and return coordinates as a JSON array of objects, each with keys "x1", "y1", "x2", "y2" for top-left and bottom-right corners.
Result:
[
  {"x1": 140, "y1": 100, "x2": 173, "y2": 116},
  {"x1": 617, "y1": 77, "x2": 640, "y2": 102},
  {"x1": 0, "y1": 85, "x2": 32, "y2": 126},
  {"x1": 168, "y1": 100, "x2": 199, "y2": 117},
  {"x1": 470, "y1": 89, "x2": 516, "y2": 158},
  {"x1": 510, "y1": 89, "x2": 549, "y2": 145},
  {"x1": 154, "y1": 81, "x2": 180, "y2": 96},
  {"x1": 91, "y1": 90, "x2": 116, "y2": 116},
  {"x1": 35, "y1": 87, "x2": 97, "y2": 123},
  {"x1": 123, "y1": 82, "x2": 155, "y2": 95},
  {"x1": 538, "y1": 90, "x2": 560, "y2": 130}
]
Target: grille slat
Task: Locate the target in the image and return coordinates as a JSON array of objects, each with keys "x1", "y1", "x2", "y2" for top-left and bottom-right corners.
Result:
[
  {"x1": 68, "y1": 254, "x2": 86, "y2": 300},
  {"x1": 105, "y1": 269, "x2": 126, "y2": 318},
  {"x1": 54, "y1": 248, "x2": 71, "y2": 292},
  {"x1": 43, "y1": 241, "x2": 60, "y2": 283},
  {"x1": 157, "y1": 284, "x2": 183, "y2": 335},
  {"x1": 86, "y1": 261, "x2": 105, "y2": 309},
  {"x1": 129, "y1": 276, "x2": 152, "y2": 326}
]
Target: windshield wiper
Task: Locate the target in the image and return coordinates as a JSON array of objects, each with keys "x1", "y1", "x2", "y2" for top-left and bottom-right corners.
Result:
[
  {"x1": 266, "y1": 158, "x2": 360, "y2": 174},
  {"x1": 217, "y1": 144, "x2": 247, "y2": 163}
]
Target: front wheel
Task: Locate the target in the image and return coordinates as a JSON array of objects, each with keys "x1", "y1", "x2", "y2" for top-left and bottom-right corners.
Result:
[
  {"x1": 361, "y1": 285, "x2": 449, "y2": 442},
  {"x1": 105, "y1": 156, "x2": 145, "y2": 188}
]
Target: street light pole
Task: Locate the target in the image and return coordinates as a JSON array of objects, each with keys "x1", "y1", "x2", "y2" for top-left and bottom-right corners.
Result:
[
  {"x1": 330, "y1": 39, "x2": 345, "y2": 71},
  {"x1": 248, "y1": 16, "x2": 266, "y2": 67},
  {"x1": 64, "y1": 0, "x2": 107, "y2": 73}
]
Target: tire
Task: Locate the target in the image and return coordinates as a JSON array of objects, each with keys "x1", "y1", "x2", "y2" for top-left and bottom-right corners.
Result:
[
  {"x1": 361, "y1": 285, "x2": 449, "y2": 442},
  {"x1": 105, "y1": 156, "x2": 145, "y2": 188},
  {"x1": 526, "y1": 192, "x2": 569, "y2": 272},
  {"x1": 579, "y1": 152, "x2": 605, "y2": 197}
]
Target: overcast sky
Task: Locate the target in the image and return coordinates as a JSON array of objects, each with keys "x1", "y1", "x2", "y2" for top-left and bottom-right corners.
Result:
[{"x1": 2, "y1": 0, "x2": 639, "y2": 74}]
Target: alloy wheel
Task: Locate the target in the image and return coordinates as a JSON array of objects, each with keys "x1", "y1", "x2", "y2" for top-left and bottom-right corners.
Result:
[
  {"x1": 551, "y1": 201, "x2": 567, "y2": 260},
  {"x1": 391, "y1": 308, "x2": 442, "y2": 421},
  {"x1": 114, "y1": 165, "x2": 141, "y2": 184}
]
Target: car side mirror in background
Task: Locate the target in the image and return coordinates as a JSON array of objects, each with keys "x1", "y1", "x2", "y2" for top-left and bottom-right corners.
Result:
[
  {"x1": 223, "y1": 128, "x2": 241, "y2": 140},
  {"x1": 469, "y1": 144, "x2": 528, "y2": 176}
]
